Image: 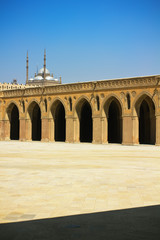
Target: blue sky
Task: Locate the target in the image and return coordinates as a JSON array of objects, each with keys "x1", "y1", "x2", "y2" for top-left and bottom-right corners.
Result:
[{"x1": 0, "y1": 0, "x2": 160, "y2": 84}]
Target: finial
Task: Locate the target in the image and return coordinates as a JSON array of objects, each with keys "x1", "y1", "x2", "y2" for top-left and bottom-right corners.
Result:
[
  {"x1": 26, "y1": 51, "x2": 29, "y2": 84},
  {"x1": 43, "y1": 49, "x2": 46, "y2": 81}
]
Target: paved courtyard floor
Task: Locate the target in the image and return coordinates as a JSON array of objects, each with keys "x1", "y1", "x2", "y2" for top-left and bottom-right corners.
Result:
[{"x1": 0, "y1": 141, "x2": 160, "y2": 239}]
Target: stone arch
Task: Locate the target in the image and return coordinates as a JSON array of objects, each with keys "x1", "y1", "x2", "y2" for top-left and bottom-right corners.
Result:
[
  {"x1": 102, "y1": 95, "x2": 122, "y2": 143},
  {"x1": 132, "y1": 91, "x2": 157, "y2": 116},
  {"x1": 50, "y1": 99, "x2": 66, "y2": 142},
  {"x1": 26, "y1": 99, "x2": 42, "y2": 119},
  {"x1": 126, "y1": 93, "x2": 131, "y2": 109},
  {"x1": 74, "y1": 96, "x2": 93, "y2": 143},
  {"x1": 6, "y1": 102, "x2": 19, "y2": 140},
  {"x1": 133, "y1": 93, "x2": 156, "y2": 144},
  {"x1": 27, "y1": 101, "x2": 41, "y2": 141},
  {"x1": 101, "y1": 94, "x2": 123, "y2": 117},
  {"x1": 73, "y1": 95, "x2": 94, "y2": 116}
]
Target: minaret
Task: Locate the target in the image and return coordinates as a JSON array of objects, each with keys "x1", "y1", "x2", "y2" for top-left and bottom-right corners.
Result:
[
  {"x1": 26, "y1": 51, "x2": 29, "y2": 84},
  {"x1": 43, "y1": 49, "x2": 46, "y2": 81}
]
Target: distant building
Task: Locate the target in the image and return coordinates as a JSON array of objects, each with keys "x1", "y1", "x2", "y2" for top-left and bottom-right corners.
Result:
[
  {"x1": 0, "y1": 50, "x2": 160, "y2": 146},
  {"x1": 26, "y1": 50, "x2": 61, "y2": 86}
]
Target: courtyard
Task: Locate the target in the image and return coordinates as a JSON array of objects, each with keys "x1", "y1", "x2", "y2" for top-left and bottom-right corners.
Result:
[{"x1": 0, "y1": 141, "x2": 160, "y2": 239}]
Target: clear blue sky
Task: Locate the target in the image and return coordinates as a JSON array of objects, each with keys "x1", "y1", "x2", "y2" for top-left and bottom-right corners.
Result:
[{"x1": 0, "y1": 0, "x2": 160, "y2": 84}]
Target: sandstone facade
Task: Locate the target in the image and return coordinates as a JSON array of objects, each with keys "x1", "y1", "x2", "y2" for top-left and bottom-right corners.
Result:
[{"x1": 0, "y1": 75, "x2": 160, "y2": 145}]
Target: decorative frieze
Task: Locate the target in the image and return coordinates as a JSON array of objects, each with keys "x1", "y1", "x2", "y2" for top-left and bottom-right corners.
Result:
[{"x1": 1, "y1": 75, "x2": 160, "y2": 98}]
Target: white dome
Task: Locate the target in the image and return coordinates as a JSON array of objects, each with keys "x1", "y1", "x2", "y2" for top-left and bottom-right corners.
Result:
[
  {"x1": 45, "y1": 76, "x2": 55, "y2": 81},
  {"x1": 34, "y1": 75, "x2": 43, "y2": 80},
  {"x1": 38, "y1": 68, "x2": 50, "y2": 74}
]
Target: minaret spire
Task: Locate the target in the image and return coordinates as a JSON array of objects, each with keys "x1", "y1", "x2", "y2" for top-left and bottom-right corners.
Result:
[
  {"x1": 43, "y1": 49, "x2": 46, "y2": 81},
  {"x1": 26, "y1": 51, "x2": 29, "y2": 84}
]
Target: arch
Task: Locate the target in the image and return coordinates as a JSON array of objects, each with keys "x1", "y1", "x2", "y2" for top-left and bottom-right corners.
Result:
[
  {"x1": 134, "y1": 94, "x2": 156, "y2": 144},
  {"x1": 50, "y1": 99, "x2": 66, "y2": 142},
  {"x1": 126, "y1": 93, "x2": 131, "y2": 109},
  {"x1": 6, "y1": 103, "x2": 19, "y2": 140},
  {"x1": 69, "y1": 97, "x2": 72, "y2": 111},
  {"x1": 132, "y1": 91, "x2": 157, "y2": 116},
  {"x1": 103, "y1": 96, "x2": 122, "y2": 143},
  {"x1": 75, "y1": 97, "x2": 92, "y2": 143},
  {"x1": 96, "y1": 95, "x2": 100, "y2": 111},
  {"x1": 28, "y1": 101, "x2": 41, "y2": 141},
  {"x1": 26, "y1": 99, "x2": 41, "y2": 118},
  {"x1": 44, "y1": 98, "x2": 47, "y2": 112},
  {"x1": 73, "y1": 95, "x2": 94, "y2": 117},
  {"x1": 22, "y1": 100, "x2": 25, "y2": 113},
  {"x1": 101, "y1": 94, "x2": 123, "y2": 117}
]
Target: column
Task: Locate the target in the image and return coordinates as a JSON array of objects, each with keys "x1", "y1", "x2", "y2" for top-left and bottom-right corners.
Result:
[
  {"x1": 156, "y1": 115, "x2": 160, "y2": 145},
  {"x1": 0, "y1": 120, "x2": 3, "y2": 140},
  {"x1": 122, "y1": 115, "x2": 133, "y2": 145},
  {"x1": 92, "y1": 116, "x2": 102, "y2": 143},
  {"x1": 48, "y1": 118, "x2": 54, "y2": 141},
  {"x1": 4, "y1": 120, "x2": 10, "y2": 140},
  {"x1": 73, "y1": 117, "x2": 79, "y2": 143},
  {"x1": 132, "y1": 116, "x2": 139, "y2": 144},
  {"x1": 101, "y1": 117, "x2": 108, "y2": 144},
  {"x1": 20, "y1": 118, "x2": 26, "y2": 141},
  {"x1": 25, "y1": 119, "x2": 31, "y2": 141},
  {"x1": 41, "y1": 117, "x2": 49, "y2": 142},
  {"x1": 66, "y1": 116, "x2": 74, "y2": 143}
]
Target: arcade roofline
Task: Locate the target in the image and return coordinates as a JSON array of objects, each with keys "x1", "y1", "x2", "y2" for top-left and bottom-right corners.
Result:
[{"x1": 1, "y1": 74, "x2": 160, "y2": 98}]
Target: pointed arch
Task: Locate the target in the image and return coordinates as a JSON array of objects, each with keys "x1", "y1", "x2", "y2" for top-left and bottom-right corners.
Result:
[
  {"x1": 133, "y1": 93, "x2": 156, "y2": 144},
  {"x1": 27, "y1": 101, "x2": 41, "y2": 141},
  {"x1": 74, "y1": 97, "x2": 93, "y2": 143},
  {"x1": 102, "y1": 96, "x2": 122, "y2": 143},
  {"x1": 50, "y1": 99, "x2": 66, "y2": 142},
  {"x1": 6, "y1": 102, "x2": 19, "y2": 140}
]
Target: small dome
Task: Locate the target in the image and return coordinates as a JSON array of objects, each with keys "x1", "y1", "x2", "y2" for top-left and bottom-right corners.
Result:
[
  {"x1": 45, "y1": 76, "x2": 55, "y2": 81},
  {"x1": 38, "y1": 67, "x2": 50, "y2": 74},
  {"x1": 34, "y1": 75, "x2": 43, "y2": 80}
]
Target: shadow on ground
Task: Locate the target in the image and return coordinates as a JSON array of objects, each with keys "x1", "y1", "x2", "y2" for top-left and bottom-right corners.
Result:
[{"x1": 0, "y1": 205, "x2": 160, "y2": 240}]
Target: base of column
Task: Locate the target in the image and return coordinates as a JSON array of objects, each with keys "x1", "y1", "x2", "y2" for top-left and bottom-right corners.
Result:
[{"x1": 41, "y1": 138, "x2": 49, "y2": 142}]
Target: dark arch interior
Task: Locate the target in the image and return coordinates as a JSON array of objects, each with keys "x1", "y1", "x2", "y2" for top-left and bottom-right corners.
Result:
[
  {"x1": 80, "y1": 101, "x2": 92, "y2": 142},
  {"x1": 55, "y1": 103, "x2": 66, "y2": 141},
  {"x1": 127, "y1": 94, "x2": 131, "y2": 109},
  {"x1": 139, "y1": 100, "x2": 152, "y2": 144},
  {"x1": 10, "y1": 105, "x2": 19, "y2": 140},
  {"x1": 108, "y1": 100, "x2": 122, "y2": 143},
  {"x1": 32, "y1": 104, "x2": 41, "y2": 141}
]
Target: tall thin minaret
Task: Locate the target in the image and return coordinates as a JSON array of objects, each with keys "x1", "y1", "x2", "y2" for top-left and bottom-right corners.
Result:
[
  {"x1": 26, "y1": 51, "x2": 29, "y2": 84},
  {"x1": 43, "y1": 49, "x2": 46, "y2": 81}
]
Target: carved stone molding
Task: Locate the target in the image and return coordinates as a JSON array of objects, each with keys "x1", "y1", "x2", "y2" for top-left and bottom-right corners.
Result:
[{"x1": 1, "y1": 75, "x2": 159, "y2": 98}]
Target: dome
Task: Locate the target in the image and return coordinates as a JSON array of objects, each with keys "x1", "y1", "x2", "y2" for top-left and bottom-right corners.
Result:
[
  {"x1": 45, "y1": 76, "x2": 55, "y2": 81},
  {"x1": 38, "y1": 68, "x2": 50, "y2": 75},
  {"x1": 34, "y1": 75, "x2": 43, "y2": 80}
]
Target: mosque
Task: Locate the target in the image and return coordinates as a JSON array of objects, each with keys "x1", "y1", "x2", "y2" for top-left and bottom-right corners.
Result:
[{"x1": 0, "y1": 51, "x2": 160, "y2": 145}]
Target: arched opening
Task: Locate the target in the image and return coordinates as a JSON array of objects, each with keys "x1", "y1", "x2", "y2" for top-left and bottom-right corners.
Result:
[
  {"x1": 108, "y1": 100, "x2": 122, "y2": 143},
  {"x1": 69, "y1": 97, "x2": 72, "y2": 111},
  {"x1": 138, "y1": 98, "x2": 155, "y2": 144},
  {"x1": 28, "y1": 102, "x2": 41, "y2": 141},
  {"x1": 44, "y1": 99, "x2": 47, "y2": 112},
  {"x1": 96, "y1": 96, "x2": 100, "y2": 111},
  {"x1": 54, "y1": 102, "x2": 66, "y2": 141},
  {"x1": 126, "y1": 93, "x2": 131, "y2": 109},
  {"x1": 8, "y1": 104, "x2": 19, "y2": 140},
  {"x1": 79, "y1": 100, "x2": 92, "y2": 142}
]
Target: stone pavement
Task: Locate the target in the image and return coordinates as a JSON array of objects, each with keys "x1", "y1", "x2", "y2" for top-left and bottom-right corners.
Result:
[
  {"x1": 0, "y1": 141, "x2": 160, "y2": 223},
  {"x1": 0, "y1": 141, "x2": 160, "y2": 239}
]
